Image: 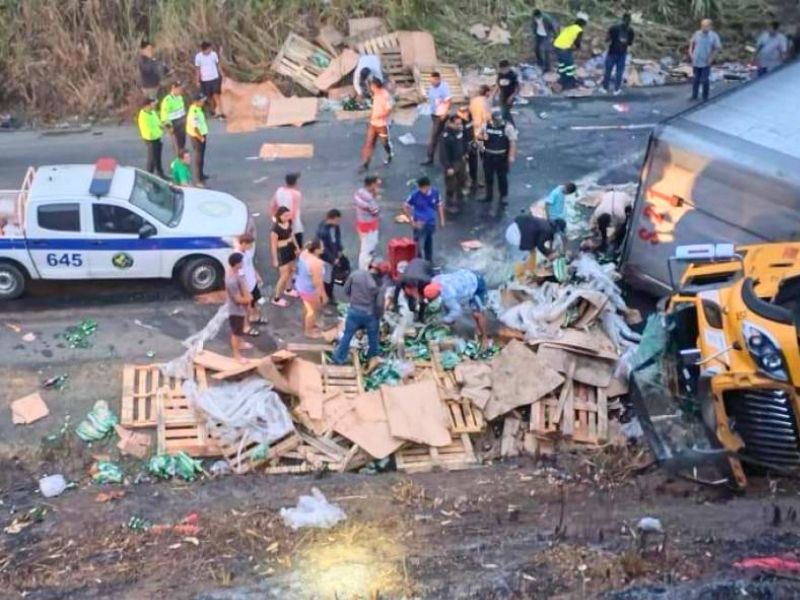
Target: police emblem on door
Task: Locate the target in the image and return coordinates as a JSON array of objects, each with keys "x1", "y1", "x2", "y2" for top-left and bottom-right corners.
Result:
[{"x1": 112, "y1": 252, "x2": 134, "y2": 269}]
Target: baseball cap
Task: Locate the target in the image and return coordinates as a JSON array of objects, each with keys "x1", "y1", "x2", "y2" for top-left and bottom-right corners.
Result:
[{"x1": 423, "y1": 282, "x2": 442, "y2": 300}]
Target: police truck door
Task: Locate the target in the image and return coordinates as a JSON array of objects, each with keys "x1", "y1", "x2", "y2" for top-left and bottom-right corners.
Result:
[
  {"x1": 24, "y1": 201, "x2": 90, "y2": 279},
  {"x1": 87, "y1": 201, "x2": 160, "y2": 278}
]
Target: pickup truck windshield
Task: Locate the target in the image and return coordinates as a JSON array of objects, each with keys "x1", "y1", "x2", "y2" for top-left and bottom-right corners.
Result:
[{"x1": 129, "y1": 171, "x2": 183, "y2": 227}]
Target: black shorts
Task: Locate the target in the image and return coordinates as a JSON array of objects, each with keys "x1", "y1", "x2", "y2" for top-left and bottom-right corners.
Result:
[
  {"x1": 250, "y1": 285, "x2": 262, "y2": 307},
  {"x1": 228, "y1": 315, "x2": 245, "y2": 336},
  {"x1": 201, "y1": 77, "x2": 222, "y2": 97}
]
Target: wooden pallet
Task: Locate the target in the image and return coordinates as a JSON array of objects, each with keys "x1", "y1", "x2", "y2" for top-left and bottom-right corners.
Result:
[
  {"x1": 272, "y1": 32, "x2": 333, "y2": 93},
  {"x1": 446, "y1": 399, "x2": 484, "y2": 434},
  {"x1": 210, "y1": 426, "x2": 302, "y2": 475},
  {"x1": 413, "y1": 64, "x2": 468, "y2": 104},
  {"x1": 345, "y1": 23, "x2": 389, "y2": 48},
  {"x1": 156, "y1": 387, "x2": 221, "y2": 457},
  {"x1": 320, "y1": 351, "x2": 364, "y2": 398},
  {"x1": 530, "y1": 384, "x2": 609, "y2": 445},
  {"x1": 120, "y1": 364, "x2": 208, "y2": 428},
  {"x1": 395, "y1": 433, "x2": 478, "y2": 473}
]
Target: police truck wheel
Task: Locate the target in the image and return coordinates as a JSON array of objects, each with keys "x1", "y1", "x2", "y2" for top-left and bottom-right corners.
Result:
[
  {"x1": 0, "y1": 263, "x2": 25, "y2": 300},
  {"x1": 180, "y1": 258, "x2": 222, "y2": 294}
]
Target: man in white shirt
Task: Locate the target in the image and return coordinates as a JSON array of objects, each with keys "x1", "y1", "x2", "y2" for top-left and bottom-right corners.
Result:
[
  {"x1": 194, "y1": 41, "x2": 224, "y2": 118},
  {"x1": 589, "y1": 189, "x2": 633, "y2": 252},
  {"x1": 422, "y1": 72, "x2": 452, "y2": 166},
  {"x1": 353, "y1": 54, "x2": 384, "y2": 99}
]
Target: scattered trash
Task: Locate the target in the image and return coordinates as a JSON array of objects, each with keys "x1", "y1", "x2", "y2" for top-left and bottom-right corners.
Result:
[
  {"x1": 4, "y1": 507, "x2": 46, "y2": 534},
  {"x1": 11, "y1": 392, "x2": 49, "y2": 425},
  {"x1": 60, "y1": 319, "x2": 97, "y2": 348},
  {"x1": 612, "y1": 103, "x2": 630, "y2": 113},
  {"x1": 734, "y1": 556, "x2": 800, "y2": 572},
  {"x1": 148, "y1": 452, "x2": 203, "y2": 481},
  {"x1": 209, "y1": 460, "x2": 231, "y2": 476},
  {"x1": 460, "y1": 240, "x2": 483, "y2": 251},
  {"x1": 95, "y1": 490, "x2": 126, "y2": 503},
  {"x1": 468, "y1": 23, "x2": 489, "y2": 40},
  {"x1": 133, "y1": 319, "x2": 158, "y2": 331},
  {"x1": 145, "y1": 350, "x2": 155, "y2": 358},
  {"x1": 4, "y1": 322, "x2": 21, "y2": 333},
  {"x1": 21, "y1": 332, "x2": 36, "y2": 342},
  {"x1": 115, "y1": 425, "x2": 151, "y2": 459},
  {"x1": 127, "y1": 515, "x2": 152, "y2": 532},
  {"x1": 636, "y1": 517, "x2": 663, "y2": 533},
  {"x1": 39, "y1": 474, "x2": 68, "y2": 498},
  {"x1": 150, "y1": 513, "x2": 201, "y2": 535},
  {"x1": 253, "y1": 176, "x2": 269, "y2": 184},
  {"x1": 280, "y1": 487, "x2": 347, "y2": 530},
  {"x1": 42, "y1": 374, "x2": 68, "y2": 390},
  {"x1": 92, "y1": 461, "x2": 124, "y2": 484},
  {"x1": 75, "y1": 400, "x2": 118, "y2": 442},
  {"x1": 486, "y1": 25, "x2": 511, "y2": 45},
  {"x1": 398, "y1": 132, "x2": 416, "y2": 145}
]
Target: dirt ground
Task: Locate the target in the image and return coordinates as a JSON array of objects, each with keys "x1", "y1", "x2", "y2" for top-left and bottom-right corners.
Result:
[{"x1": 3, "y1": 439, "x2": 800, "y2": 600}]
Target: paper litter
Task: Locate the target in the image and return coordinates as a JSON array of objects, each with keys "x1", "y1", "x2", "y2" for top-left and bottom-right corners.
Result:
[{"x1": 280, "y1": 487, "x2": 347, "y2": 530}]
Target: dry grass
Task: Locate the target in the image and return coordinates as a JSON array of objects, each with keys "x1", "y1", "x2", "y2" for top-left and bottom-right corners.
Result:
[{"x1": 0, "y1": 0, "x2": 777, "y2": 121}]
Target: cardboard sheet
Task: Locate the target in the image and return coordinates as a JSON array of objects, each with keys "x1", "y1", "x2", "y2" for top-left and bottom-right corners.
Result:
[
  {"x1": 317, "y1": 24, "x2": 345, "y2": 54},
  {"x1": 259, "y1": 144, "x2": 314, "y2": 159},
  {"x1": 536, "y1": 345, "x2": 614, "y2": 388},
  {"x1": 382, "y1": 380, "x2": 451, "y2": 447},
  {"x1": 11, "y1": 392, "x2": 49, "y2": 425},
  {"x1": 286, "y1": 358, "x2": 325, "y2": 420},
  {"x1": 221, "y1": 79, "x2": 284, "y2": 133},
  {"x1": 265, "y1": 97, "x2": 318, "y2": 128},
  {"x1": 453, "y1": 362, "x2": 492, "y2": 410},
  {"x1": 115, "y1": 425, "x2": 151, "y2": 459},
  {"x1": 325, "y1": 391, "x2": 404, "y2": 459},
  {"x1": 348, "y1": 17, "x2": 385, "y2": 36},
  {"x1": 397, "y1": 31, "x2": 438, "y2": 68},
  {"x1": 256, "y1": 356, "x2": 297, "y2": 395},
  {"x1": 528, "y1": 328, "x2": 618, "y2": 361},
  {"x1": 314, "y1": 48, "x2": 359, "y2": 91},
  {"x1": 193, "y1": 350, "x2": 257, "y2": 373},
  {"x1": 485, "y1": 340, "x2": 564, "y2": 421}
]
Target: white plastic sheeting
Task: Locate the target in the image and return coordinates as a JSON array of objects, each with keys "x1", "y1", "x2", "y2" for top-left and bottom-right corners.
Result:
[
  {"x1": 161, "y1": 304, "x2": 230, "y2": 380},
  {"x1": 184, "y1": 377, "x2": 294, "y2": 449},
  {"x1": 280, "y1": 487, "x2": 347, "y2": 530}
]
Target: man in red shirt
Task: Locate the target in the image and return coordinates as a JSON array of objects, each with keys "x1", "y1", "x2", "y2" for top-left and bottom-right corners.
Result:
[
  {"x1": 360, "y1": 79, "x2": 394, "y2": 172},
  {"x1": 353, "y1": 176, "x2": 382, "y2": 270}
]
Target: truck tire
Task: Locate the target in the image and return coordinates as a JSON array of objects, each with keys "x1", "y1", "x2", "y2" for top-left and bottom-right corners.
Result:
[
  {"x1": 179, "y1": 257, "x2": 222, "y2": 295},
  {"x1": 0, "y1": 262, "x2": 25, "y2": 300}
]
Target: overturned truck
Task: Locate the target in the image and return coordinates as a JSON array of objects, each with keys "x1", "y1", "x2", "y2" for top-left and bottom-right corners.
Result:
[{"x1": 620, "y1": 62, "x2": 800, "y2": 487}]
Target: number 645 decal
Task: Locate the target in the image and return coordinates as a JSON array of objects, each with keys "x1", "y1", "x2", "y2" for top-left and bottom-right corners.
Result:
[{"x1": 46, "y1": 253, "x2": 83, "y2": 267}]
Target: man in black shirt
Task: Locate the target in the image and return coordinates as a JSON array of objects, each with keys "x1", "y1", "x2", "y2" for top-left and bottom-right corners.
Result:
[
  {"x1": 602, "y1": 13, "x2": 635, "y2": 95},
  {"x1": 138, "y1": 40, "x2": 167, "y2": 98},
  {"x1": 495, "y1": 60, "x2": 519, "y2": 125},
  {"x1": 456, "y1": 105, "x2": 479, "y2": 191},
  {"x1": 316, "y1": 209, "x2": 344, "y2": 304},
  {"x1": 439, "y1": 115, "x2": 468, "y2": 214}
]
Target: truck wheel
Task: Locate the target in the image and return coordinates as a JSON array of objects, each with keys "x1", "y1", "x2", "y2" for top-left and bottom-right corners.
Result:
[
  {"x1": 180, "y1": 258, "x2": 222, "y2": 295},
  {"x1": 0, "y1": 263, "x2": 25, "y2": 300}
]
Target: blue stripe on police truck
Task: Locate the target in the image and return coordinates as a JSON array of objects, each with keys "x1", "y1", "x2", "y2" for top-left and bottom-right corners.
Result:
[{"x1": 0, "y1": 237, "x2": 231, "y2": 251}]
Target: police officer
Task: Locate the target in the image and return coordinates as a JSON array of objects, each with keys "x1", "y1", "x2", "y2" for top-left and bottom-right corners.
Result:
[
  {"x1": 186, "y1": 93, "x2": 209, "y2": 185},
  {"x1": 439, "y1": 115, "x2": 467, "y2": 214},
  {"x1": 456, "y1": 105, "x2": 479, "y2": 192},
  {"x1": 479, "y1": 108, "x2": 518, "y2": 207},
  {"x1": 160, "y1": 81, "x2": 187, "y2": 153},
  {"x1": 137, "y1": 97, "x2": 166, "y2": 179}
]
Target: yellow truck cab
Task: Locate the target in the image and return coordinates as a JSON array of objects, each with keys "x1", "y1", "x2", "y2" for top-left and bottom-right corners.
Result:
[{"x1": 667, "y1": 242, "x2": 800, "y2": 487}]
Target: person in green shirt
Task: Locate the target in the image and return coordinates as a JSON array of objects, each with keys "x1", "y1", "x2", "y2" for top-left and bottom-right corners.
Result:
[
  {"x1": 171, "y1": 149, "x2": 193, "y2": 186},
  {"x1": 137, "y1": 97, "x2": 166, "y2": 179}
]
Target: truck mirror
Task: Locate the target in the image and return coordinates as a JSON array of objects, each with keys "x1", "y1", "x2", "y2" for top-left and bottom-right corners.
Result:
[{"x1": 139, "y1": 223, "x2": 156, "y2": 239}]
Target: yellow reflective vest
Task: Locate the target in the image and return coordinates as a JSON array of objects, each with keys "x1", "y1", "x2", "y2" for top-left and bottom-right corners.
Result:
[
  {"x1": 554, "y1": 24, "x2": 583, "y2": 50},
  {"x1": 160, "y1": 93, "x2": 186, "y2": 123},
  {"x1": 137, "y1": 108, "x2": 162, "y2": 141},
  {"x1": 186, "y1": 104, "x2": 208, "y2": 139}
]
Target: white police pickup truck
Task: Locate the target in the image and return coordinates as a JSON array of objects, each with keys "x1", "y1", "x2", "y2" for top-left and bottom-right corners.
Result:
[{"x1": 0, "y1": 159, "x2": 249, "y2": 300}]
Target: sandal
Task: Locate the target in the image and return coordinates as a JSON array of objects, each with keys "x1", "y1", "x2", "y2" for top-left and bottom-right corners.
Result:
[
  {"x1": 244, "y1": 328, "x2": 261, "y2": 337},
  {"x1": 285, "y1": 289, "x2": 299, "y2": 298},
  {"x1": 251, "y1": 317, "x2": 268, "y2": 325},
  {"x1": 271, "y1": 297, "x2": 289, "y2": 307}
]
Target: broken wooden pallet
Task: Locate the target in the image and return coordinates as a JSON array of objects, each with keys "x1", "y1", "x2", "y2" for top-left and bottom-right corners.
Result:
[
  {"x1": 155, "y1": 387, "x2": 220, "y2": 457},
  {"x1": 446, "y1": 399, "x2": 484, "y2": 434},
  {"x1": 320, "y1": 351, "x2": 364, "y2": 399},
  {"x1": 354, "y1": 32, "x2": 415, "y2": 87},
  {"x1": 395, "y1": 433, "x2": 478, "y2": 473},
  {"x1": 345, "y1": 22, "x2": 389, "y2": 48},
  {"x1": 530, "y1": 383, "x2": 609, "y2": 445},
  {"x1": 272, "y1": 32, "x2": 333, "y2": 93},
  {"x1": 209, "y1": 427, "x2": 302, "y2": 475},
  {"x1": 413, "y1": 64, "x2": 468, "y2": 103},
  {"x1": 120, "y1": 364, "x2": 208, "y2": 428}
]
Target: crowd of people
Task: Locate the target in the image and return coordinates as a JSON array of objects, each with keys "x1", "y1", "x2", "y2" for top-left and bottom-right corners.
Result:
[{"x1": 133, "y1": 13, "x2": 794, "y2": 369}]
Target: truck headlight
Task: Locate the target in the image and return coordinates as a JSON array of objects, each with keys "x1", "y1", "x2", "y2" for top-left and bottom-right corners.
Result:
[{"x1": 743, "y1": 321, "x2": 788, "y2": 381}]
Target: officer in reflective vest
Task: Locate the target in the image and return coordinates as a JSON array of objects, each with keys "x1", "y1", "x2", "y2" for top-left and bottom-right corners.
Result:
[
  {"x1": 160, "y1": 81, "x2": 187, "y2": 153},
  {"x1": 186, "y1": 93, "x2": 209, "y2": 185},
  {"x1": 554, "y1": 15, "x2": 587, "y2": 89},
  {"x1": 479, "y1": 108, "x2": 518, "y2": 208},
  {"x1": 137, "y1": 97, "x2": 166, "y2": 179}
]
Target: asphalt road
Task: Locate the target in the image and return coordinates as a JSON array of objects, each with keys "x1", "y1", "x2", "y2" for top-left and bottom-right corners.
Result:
[{"x1": 0, "y1": 82, "x2": 733, "y2": 371}]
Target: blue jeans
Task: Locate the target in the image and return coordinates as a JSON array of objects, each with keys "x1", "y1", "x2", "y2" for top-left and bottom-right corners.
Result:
[
  {"x1": 332, "y1": 307, "x2": 380, "y2": 364},
  {"x1": 692, "y1": 66, "x2": 711, "y2": 100},
  {"x1": 413, "y1": 222, "x2": 436, "y2": 262},
  {"x1": 603, "y1": 52, "x2": 626, "y2": 91}
]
